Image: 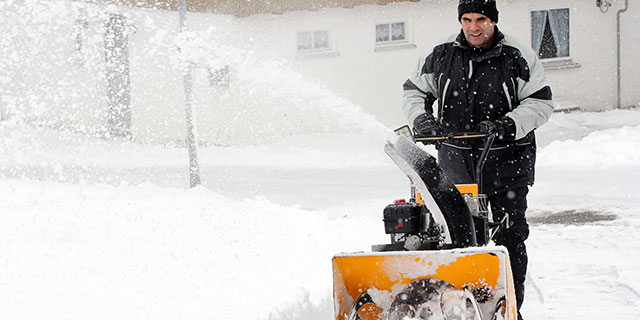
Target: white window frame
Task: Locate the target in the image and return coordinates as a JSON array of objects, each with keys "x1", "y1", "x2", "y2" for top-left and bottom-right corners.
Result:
[
  {"x1": 374, "y1": 20, "x2": 416, "y2": 52},
  {"x1": 530, "y1": 7, "x2": 580, "y2": 70},
  {"x1": 296, "y1": 29, "x2": 338, "y2": 58}
]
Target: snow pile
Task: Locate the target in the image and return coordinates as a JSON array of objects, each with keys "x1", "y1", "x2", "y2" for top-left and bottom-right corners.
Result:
[
  {"x1": 535, "y1": 109, "x2": 640, "y2": 147},
  {"x1": 538, "y1": 125, "x2": 640, "y2": 168},
  {"x1": 0, "y1": 179, "x2": 386, "y2": 320}
]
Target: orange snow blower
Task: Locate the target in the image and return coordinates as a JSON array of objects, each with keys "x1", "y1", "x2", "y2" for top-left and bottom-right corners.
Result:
[{"x1": 332, "y1": 129, "x2": 517, "y2": 320}]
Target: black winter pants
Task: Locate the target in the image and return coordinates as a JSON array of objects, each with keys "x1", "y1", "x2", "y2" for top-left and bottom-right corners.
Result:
[{"x1": 488, "y1": 187, "x2": 530, "y2": 316}]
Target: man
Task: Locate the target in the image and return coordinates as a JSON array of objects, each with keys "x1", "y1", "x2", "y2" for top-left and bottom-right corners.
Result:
[{"x1": 402, "y1": 0, "x2": 554, "y2": 318}]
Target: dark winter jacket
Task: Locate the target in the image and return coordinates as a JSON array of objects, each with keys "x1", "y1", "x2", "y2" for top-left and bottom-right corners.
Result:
[{"x1": 403, "y1": 27, "x2": 554, "y2": 195}]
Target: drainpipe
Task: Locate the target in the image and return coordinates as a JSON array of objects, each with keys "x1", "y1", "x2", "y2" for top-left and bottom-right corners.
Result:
[{"x1": 617, "y1": 0, "x2": 629, "y2": 109}]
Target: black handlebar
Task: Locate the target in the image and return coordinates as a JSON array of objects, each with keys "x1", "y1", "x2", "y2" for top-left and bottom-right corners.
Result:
[
  {"x1": 414, "y1": 132, "x2": 487, "y2": 143},
  {"x1": 412, "y1": 131, "x2": 497, "y2": 194}
]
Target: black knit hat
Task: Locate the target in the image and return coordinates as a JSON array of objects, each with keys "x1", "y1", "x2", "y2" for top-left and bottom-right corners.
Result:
[{"x1": 458, "y1": 0, "x2": 499, "y2": 23}]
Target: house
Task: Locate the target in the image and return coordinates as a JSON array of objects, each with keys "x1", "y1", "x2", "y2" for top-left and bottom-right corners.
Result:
[
  {"x1": 240, "y1": 0, "x2": 639, "y2": 127},
  {"x1": 1, "y1": 0, "x2": 637, "y2": 144}
]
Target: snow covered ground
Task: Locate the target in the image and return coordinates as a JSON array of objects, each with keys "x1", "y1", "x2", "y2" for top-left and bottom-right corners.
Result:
[{"x1": 2, "y1": 108, "x2": 640, "y2": 320}]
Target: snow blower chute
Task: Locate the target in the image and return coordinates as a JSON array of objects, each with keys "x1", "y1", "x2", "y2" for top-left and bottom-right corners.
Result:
[{"x1": 332, "y1": 130, "x2": 517, "y2": 320}]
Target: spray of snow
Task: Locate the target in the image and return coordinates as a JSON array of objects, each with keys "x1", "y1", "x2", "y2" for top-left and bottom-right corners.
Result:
[{"x1": 1, "y1": 0, "x2": 390, "y2": 146}]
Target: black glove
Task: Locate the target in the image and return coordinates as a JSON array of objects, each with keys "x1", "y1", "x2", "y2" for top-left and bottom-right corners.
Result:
[
  {"x1": 477, "y1": 117, "x2": 516, "y2": 141},
  {"x1": 413, "y1": 113, "x2": 442, "y2": 137}
]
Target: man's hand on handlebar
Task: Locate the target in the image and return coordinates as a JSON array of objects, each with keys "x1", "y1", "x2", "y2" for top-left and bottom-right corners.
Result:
[
  {"x1": 413, "y1": 113, "x2": 443, "y2": 137},
  {"x1": 477, "y1": 117, "x2": 516, "y2": 141}
]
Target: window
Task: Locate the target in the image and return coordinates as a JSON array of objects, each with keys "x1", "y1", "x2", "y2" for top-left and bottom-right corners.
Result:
[
  {"x1": 374, "y1": 21, "x2": 416, "y2": 52},
  {"x1": 297, "y1": 30, "x2": 330, "y2": 52},
  {"x1": 531, "y1": 8, "x2": 569, "y2": 59},
  {"x1": 376, "y1": 22, "x2": 406, "y2": 44}
]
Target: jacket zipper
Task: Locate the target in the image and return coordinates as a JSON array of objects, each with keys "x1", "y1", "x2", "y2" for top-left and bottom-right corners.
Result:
[
  {"x1": 440, "y1": 77, "x2": 451, "y2": 120},
  {"x1": 510, "y1": 77, "x2": 517, "y2": 102},
  {"x1": 502, "y1": 82, "x2": 513, "y2": 110}
]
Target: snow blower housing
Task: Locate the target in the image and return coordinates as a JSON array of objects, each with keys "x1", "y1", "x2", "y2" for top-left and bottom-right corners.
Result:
[{"x1": 332, "y1": 130, "x2": 517, "y2": 320}]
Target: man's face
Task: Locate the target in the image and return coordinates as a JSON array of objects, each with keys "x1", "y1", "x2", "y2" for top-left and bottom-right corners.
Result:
[{"x1": 460, "y1": 12, "x2": 496, "y2": 49}]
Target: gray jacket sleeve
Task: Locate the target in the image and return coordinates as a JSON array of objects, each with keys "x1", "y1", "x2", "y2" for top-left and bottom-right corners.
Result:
[
  {"x1": 403, "y1": 34, "x2": 460, "y2": 127},
  {"x1": 402, "y1": 53, "x2": 439, "y2": 127},
  {"x1": 504, "y1": 35, "x2": 555, "y2": 140}
]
